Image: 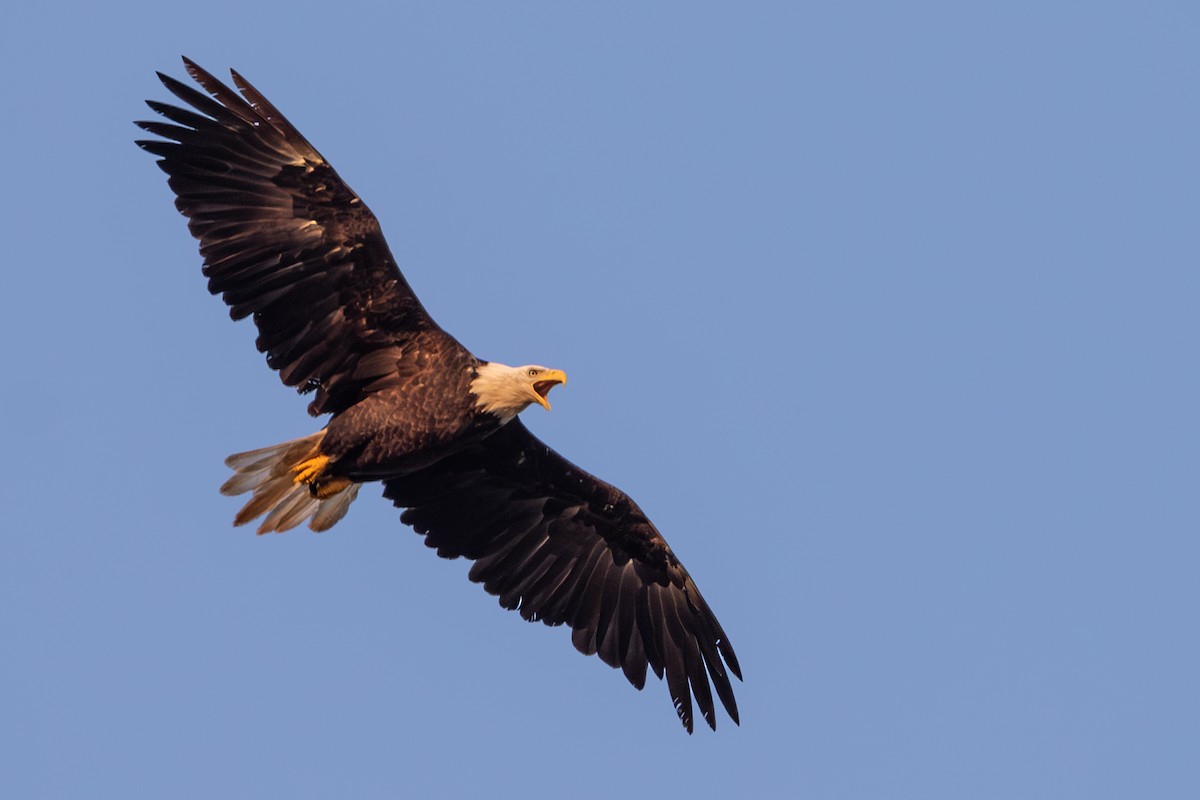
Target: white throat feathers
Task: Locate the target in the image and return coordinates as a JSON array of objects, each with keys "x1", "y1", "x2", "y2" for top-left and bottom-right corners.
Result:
[{"x1": 470, "y1": 362, "x2": 567, "y2": 423}]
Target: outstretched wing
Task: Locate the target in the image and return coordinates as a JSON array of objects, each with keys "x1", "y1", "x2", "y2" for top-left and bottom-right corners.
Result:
[
  {"x1": 136, "y1": 58, "x2": 452, "y2": 416},
  {"x1": 382, "y1": 420, "x2": 742, "y2": 733}
]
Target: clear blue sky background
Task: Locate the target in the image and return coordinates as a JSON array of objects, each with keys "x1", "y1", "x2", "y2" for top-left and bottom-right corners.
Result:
[{"x1": 2, "y1": 2, "x2": 1196, "y2": 798}]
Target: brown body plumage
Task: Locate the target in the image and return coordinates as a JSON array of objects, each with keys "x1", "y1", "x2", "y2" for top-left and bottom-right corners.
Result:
[{"x1": 137, "y1": 58, "x2": 741, "y2": 733}]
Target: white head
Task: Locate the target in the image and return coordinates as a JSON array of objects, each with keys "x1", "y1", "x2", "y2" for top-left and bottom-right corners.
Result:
[{"x1": 470, "y1": 362, "x2": 568, "y2": 423}]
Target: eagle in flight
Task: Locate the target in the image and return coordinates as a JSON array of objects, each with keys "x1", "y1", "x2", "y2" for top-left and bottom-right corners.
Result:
[{"x1": 136, "y1": 58, "x2": 741, "y2": 733}]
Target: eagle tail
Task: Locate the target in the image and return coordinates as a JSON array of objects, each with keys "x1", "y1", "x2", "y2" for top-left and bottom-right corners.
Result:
[{"x1": 219, "y1": 431, "x2": 361, "y2": 533}]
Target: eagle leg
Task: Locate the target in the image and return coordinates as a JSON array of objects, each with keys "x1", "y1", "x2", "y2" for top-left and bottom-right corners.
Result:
[
  {"x1": 292, "y1": 455, "x2": 352, "y2": 499},
  {"x1": 292, "y1": 455, "x2": 330, "y2": 485},
  {"x1": 313, "y1": 477, "x2": 352, "y2": 499}
]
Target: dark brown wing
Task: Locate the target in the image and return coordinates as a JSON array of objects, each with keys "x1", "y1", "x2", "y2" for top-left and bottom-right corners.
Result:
[
  {"x1": 382, "y1": 419, "x2": 742, "y2": 733},
  {"x1": 136, "y1": 58, "x2": 456, "y2": 416}
]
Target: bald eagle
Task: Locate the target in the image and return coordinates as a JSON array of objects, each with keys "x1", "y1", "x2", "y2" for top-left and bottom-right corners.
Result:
[{"x1": 136, "y1": 58, "x2": 741, "y2": 733}]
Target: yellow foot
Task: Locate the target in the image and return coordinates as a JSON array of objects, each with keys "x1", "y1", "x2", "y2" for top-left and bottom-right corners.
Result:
[
  {"x1": 292, "y1": 454, "x2": 331, "y2": 485},
  {"x1": 313, "y1": 477, "x2": 352, "y2": 499}
]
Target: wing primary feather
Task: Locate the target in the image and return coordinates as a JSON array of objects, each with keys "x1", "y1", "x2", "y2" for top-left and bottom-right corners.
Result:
[
  {"x1": 636, "y1": 584, "x2": 666, "y2": 681},
  {"x1": 651, "y1": 586, "x2": 694, "y2": 733},
  {"x1": 229, "y1": 68, "x2": 319, "y2": 158},
  {"x1": 144, "y1": 99, "x2": 213, "y2": 130},
  {"x1": 180, "y1": 59, "x2": 262, "y2": 126},
  {"x1": 134, "y1": 120, "x2": 192, "y2": 142},
  {"x1": 667, "y1": 594, "x2": 717, "y2": 731},
  {"x1": 155, "y1": 71, "x2": 246, "y2": 128}
]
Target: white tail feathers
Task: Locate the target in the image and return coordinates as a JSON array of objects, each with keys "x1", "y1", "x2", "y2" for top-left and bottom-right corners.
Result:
[{"x1": 220, "y1": 431, "x2": 361, "y2": 534}]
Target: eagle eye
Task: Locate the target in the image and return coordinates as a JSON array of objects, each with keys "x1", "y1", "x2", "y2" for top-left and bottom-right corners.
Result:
[{"x1": 527, "y1": 369, "x2": 539, "y2": 376}]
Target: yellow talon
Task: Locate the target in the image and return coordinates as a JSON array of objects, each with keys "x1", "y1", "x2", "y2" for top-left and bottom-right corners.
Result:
[
  {"x1": 292, "y1": 454, "x2": 331, "y2": 485},
  {"x1": 313, "y1": 477, "x2": 352, "y2": 499}
]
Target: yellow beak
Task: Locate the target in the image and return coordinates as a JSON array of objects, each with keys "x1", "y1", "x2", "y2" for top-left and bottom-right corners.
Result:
[{"x1": 531, "y1": 369, "x2": 568, "y2": 410}]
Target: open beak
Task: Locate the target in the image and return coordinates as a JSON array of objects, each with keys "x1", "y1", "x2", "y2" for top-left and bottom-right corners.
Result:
[{"x1": 531, "y1": 369, "x2": 567, "y2": 410}]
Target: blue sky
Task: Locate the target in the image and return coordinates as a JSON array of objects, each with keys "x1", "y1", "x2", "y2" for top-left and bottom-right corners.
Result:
[{"x1": 3, "y1": 2, "x2": 1197, "y2": 797}]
